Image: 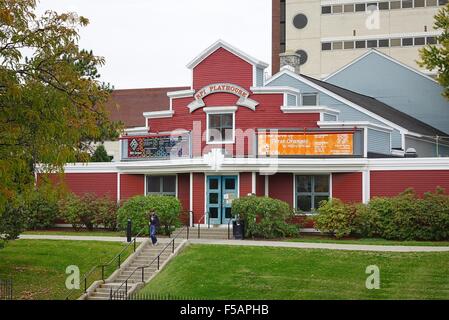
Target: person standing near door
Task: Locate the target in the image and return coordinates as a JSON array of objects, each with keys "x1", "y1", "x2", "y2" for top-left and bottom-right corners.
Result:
[{"x1": 149, "y1": 212, "x2": 160, "y2": 246}]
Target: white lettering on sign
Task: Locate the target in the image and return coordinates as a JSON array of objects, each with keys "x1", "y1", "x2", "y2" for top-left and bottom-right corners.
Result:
[{"x1": 188, "y1": 83, "x2": 259, "y2": 112}]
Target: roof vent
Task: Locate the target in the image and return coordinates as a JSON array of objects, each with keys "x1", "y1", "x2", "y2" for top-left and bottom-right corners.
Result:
[
  {"x1": 404, "y1": 147, "x2": 418, "y2": 158},
  {"x1": 280, "y1": 51, "x2": 301, "y2": 74}
]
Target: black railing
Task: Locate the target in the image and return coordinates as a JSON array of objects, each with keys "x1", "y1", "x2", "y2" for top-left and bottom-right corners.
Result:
[
  {"x1": 0, "y1": 279, "x2": 13, "y2": 300},
  {"x1": 65, "y1": 226, "x2": 147, "y2": 300},
  {"x1": 110, "y1": 224, "x2": 189, "y2": 300},
  {"x1": 196, "y1": 211, "x2": 210, "y2": 238},
  {"x1": 227, "y1": 215, "x2": 237, "y2": 240}
]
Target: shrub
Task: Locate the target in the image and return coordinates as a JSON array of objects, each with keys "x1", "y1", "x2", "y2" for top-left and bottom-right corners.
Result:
[
  {"x1": 314, "y1": 198, "x2": 359, "y2": 238},
  {"x1": 421, "y1": 187, "x2": 449, "y2": 240},
  {"x1": 0, "y1": 201, "x2": 26, "y2": 240},
  {"x1": 117, "y1": 195, "x2": 182, "y2": 235},
  {"x1": 95, "y1": 196, "x2": 119, "y2": 231},
  {"x1": 231, "y1": 196, "x2": 298, "y2": 238},
  {"x1": 23, "y1": 186, "x2": 60, "y2": 230}
]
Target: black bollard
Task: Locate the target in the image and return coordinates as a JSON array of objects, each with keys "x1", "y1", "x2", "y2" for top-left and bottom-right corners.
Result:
[{"x1": 126, "y1": 219, "x2": 132, "y2": 242}]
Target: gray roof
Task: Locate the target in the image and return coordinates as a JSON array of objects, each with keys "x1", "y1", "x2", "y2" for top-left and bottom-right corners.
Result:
[{"x1": 301, "y1": 74, "x2": 448, "y2": 136}]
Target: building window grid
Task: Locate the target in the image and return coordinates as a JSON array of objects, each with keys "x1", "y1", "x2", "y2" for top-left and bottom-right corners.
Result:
[
  {"x1": 322, "y1": 36, "x2": 437, "y2": 51},
  {"x1": 295, "y1": 175, "x2": 330, "y2": 213},
  {"x1": 146, "y1": 176, "x2": 176, "y2": 196},
  {"x1": 321, "y1": 0, "x2": 445, "y2": 14}
]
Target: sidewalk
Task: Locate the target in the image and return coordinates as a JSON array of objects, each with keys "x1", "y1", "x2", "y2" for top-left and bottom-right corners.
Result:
[{"x1": 18, "y1": 234, "x2": 449, "y2": 252}]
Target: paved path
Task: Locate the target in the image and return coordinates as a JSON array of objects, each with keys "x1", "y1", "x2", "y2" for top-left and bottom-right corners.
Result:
[{"x1": 18, "y1": 234, "x2": 449, "y2": 252}]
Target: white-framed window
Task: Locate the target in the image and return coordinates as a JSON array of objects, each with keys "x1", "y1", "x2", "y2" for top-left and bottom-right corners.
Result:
[
  {"x1": 295, "y1": 175, "x2": 330, "y2": 213},
  {"x1": 301, "y1": 93, "x2": 318, "y2": 106},
  {"x1": 206, "y1": 110, "x2": 236, "y2": 144},
  {"x1": 146, "y1": 175, "x2": 176, "y2": 196}
]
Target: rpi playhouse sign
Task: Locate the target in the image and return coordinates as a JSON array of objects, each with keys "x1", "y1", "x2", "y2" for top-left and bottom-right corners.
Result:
[{"x1": 188, "y1": 83, "x2": 259, "y2": 112}]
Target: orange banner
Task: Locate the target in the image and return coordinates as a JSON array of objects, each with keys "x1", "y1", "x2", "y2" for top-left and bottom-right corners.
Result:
[{"x1": 258, "y1": 132, "x2": 354, "y2": 156}]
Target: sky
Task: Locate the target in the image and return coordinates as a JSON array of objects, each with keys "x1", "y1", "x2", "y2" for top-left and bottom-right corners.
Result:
[{"x1": 37, "y1": 0, "x2": 272, "y2": 89}]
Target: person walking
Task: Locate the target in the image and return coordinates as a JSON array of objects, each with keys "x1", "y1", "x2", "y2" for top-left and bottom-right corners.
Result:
[{"x1": 149, "y1": 212, "x2": 160, "y2": 246}]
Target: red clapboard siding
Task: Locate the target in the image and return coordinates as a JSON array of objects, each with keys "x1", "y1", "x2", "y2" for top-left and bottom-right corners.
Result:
[
  {"x1": 371, "y1": 170, "x2": 449, "y2": 197},
  {"x1": 48, "y1": 173, "x2": 117, "y2": 201},
  {"x1": 332, "y1": 172, "x2": 363, "y2": 203},
  {"x1": 192, "y1": 173, "x2": 205, "y2": 224},
  {"x1": 256, "y1": 173, "x2": 265, "y2": 196},
  {"x1": 193, "y1": 47, "x2": 253, "y2": 91},
  {"x1": 177, "y1": 173, "x2": 190, "y2": 213},
  {"x1": 269, "y1": 173, "x2": 293, "y2": 207},
  {"x1": 120, "y1": 174, "x2": 144, "y2": 201},
  {"x1": 239, "y1": 172, "x2": 253, "y2": 197}
]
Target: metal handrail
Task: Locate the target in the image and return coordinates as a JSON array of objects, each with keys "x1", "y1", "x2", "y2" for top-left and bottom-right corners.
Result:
[
  {"x1": 65, "y1": 226, "x2": 147, "y2": 300},
  {"x1": 110, "y1": 224, "x2": 188, "y2": 300},
  {"x1": 227, "y1": 215, "x2": 237, "y2": 240},
  {"x1": 196, "y1": 211, "x2": 209, "y2": 238}
]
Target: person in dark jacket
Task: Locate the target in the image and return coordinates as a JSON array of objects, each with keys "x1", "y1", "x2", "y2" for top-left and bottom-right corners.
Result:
[{"x1": 149, "y1": 212, "x2": 160, "y2": 246}]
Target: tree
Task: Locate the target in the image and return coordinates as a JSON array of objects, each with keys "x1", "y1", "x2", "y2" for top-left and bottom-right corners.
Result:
[
  {"x1": 0, "y1": 1, "x2": 122, "y2": 232},
  {"x1": 91, "y1": 144, "x2": 112, "y2": 162},
  {"x1": 419, "y1": 4, "x2": 449, "y2": 99}
]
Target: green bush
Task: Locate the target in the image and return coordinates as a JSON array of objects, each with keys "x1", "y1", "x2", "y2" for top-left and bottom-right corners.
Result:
[
  {"x1": 231, "y1": 196, "x2": 298, "y2": 238},
  {"x1": 0, "y1": 201, "x2": 26, "y2": 240},
  {"x1": 95, "y1": 196, "x2": 119, "y2": 231},
  {"x1": 23, "y1": 186, "x2": 60, "y2": 230},
  {"x1": 314, "y1": 198, "x2": 359, "y2": 238},
  {"x1": 117, "y1": 195, "x2": 182, "y2": 235}
]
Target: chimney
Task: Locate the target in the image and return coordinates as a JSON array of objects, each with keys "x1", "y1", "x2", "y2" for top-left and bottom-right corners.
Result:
[{"x1": 279, "y1": 51, "x2": 301, "y2": 74}]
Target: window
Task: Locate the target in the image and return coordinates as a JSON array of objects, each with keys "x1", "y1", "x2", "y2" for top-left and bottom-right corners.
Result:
[
  {"x1": 344, "y1": 41, "x2": 355, "y2": 49},
  {"x1": 379, "y1": 39, "x2": 389, "y2": 47},
  {"x1": 332, "y1": 5, "x2": 343, "y2": 13},
  {"x1": 332, "y1": 41, "x2": 343, "y2": 50},
  {"x1": 390, "y1": 38, "x2": 402, "y2": 46},
  {"x1": 367, "y1": 2, "x2": 378, "y2": 10},
  {"x1": 344, "y1": 4, "x2": 355, "y2": 12},
  {"x1": 322, "y1": 42, "x2": 332, "y2": 50},
  {"x1": 367, "y1": 40, "x2": 378, "y2": 48},
  {"x1": 426, "y1": 0, "x2": 438, "y2": 5},
  {"x1": 402, "y1": 0, "x2": 413, "y2": 7},
  {"x1": 322, "y1": 6, "x2": 332, "y2": 14},
  {"x1": 355, "y1": 40, "x2": 366, "y2": 48},
  {"x1": 390, "y1": 0, "x2": 401, "y2": 8},
  {"x1": 146, "y1": 176, "x2": 176, "y2": 196},
  {"x1": 207, "y1": 113, "x2": 234, "y2": 143},
  {"x1": 355, "y1": 3, "x2": 366, "y2": 11},
  {"x1": 295, "y1": 175, "x2": 330, "y2": 213},
  {"x1": 414, "y1": 37, "x2": 425, "y2": 45},
  {"x1": 402, "y1": 37, "x2": 413, "y2": 46},
  {"x1": 302, "y1": 93, "x2": 318, "y2": 106},
  {"x1": 426, "y1": 36, "x2": 437, "y2": 44},
  {"x1": 379, "y1": 1, "x2": 390, "y2": 9},
  {"x1": 414, "y1": 0, "x2": 425, "y2": 6},
  {"x1": 439, "y1": 0, "x2": 448, "y2": 5}
]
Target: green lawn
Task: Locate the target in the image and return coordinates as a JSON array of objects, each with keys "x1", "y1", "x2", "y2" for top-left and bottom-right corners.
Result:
[
  {"x1": 286, "y1": 234, "x2": 449, "y2": 247},
  {"x1": 0, "y1": 239, "x2": 132, "y2": 300},
  {"x1": 22, "y1": 229, "x2": 125, "y2": 237},
  {"x1": 141, "y1": 244, "x2": 449, "y2": 299}
]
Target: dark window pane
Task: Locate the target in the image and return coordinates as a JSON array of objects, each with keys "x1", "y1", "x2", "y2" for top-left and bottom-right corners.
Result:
[
  {"x1": 222, "y1": 114, "x2": 233, "y2": 128},
  {"x1": 344, "y1": 4, "x2": 355, "y2": 12},
  {"x1": 147, "y1": 176, "x2": 161, "y2": 193},
  {"x1": 402, "y1": 0, "x2": 413, "y2": 7},
  {"x1": 355, "y1": 3, "x2": 366, "y2": 11},
  {"x1": 321, "y1": 6, "x2": 332, "y2": 14},
  {"x1": 302, "y1": 94, "x2": 318, "y2": 106},
  {"x1": 390, "y1": 0, "x2": 401, "y2": 8},
  {"x1": 314, "y1": 196, "x2": 329, "y2": 209},
  {"x1": 209, "y1": 114, "x2": 220, "y2": 128},
  {"x1": 344, "y1": 41, "x2": 355, "y2": 49},
  {"x1": 209, "y1": 193, "x2": 219, "y2": 204},
  {"x1": 209, "y1": 178, "x2": 219, "y2": 190},
  {"x1": 379, "y1": 39, "x2": 389, "y2": 47},
  {"x1": 355, "y1": 40, "x2": 366, "y2": 48},
  {"x1": 379, "y1": 1, "x2": 390, "y2": 9},
  {"x1": 402, "y1": 38, "x2": 413, "y2": 46},
  {"x1": 367, "y1": 2, "x2": 378, "y2": 10},
  {"x1": 225, "y1": 207, "x2": 232, "y2": 219},
  {"x1": 224, "y1": 178, "x2": 235, "y2": 190},
  {"x1": 391, "y1": 38, "x2": 401, "y2": 46},
  {"x1": 427, "y1": 0, "x2": 437, "y2": 5},
  {"x1": 162, "y1": 176, "x2": 176, "y2": 193},
  {"x1": 322, "y1": 42, "x2": 332, "y2": 51},
  {"x1": 414, "y1": 37, "x2": 425, "y2": 45},
  {"x1": 298, "y1": 195, "x2": 312, "y2": 212},
  {"x1": 332, "y1": 5, "x2": 343, "y2": 13},
  {"x1": 367, "y1": 40, "x2": 378, "y2": 48},
  {"x1": 297, "y1": 176, "x2": 312, "y2": 193},
  {"x1": 332, "y1": 41, "x2": 343, "y2": 50},
  {"x1": 314, "y1": 176, "x2": 330, "y2": 193},
  {"x1": 415, "y1": 0, "x2": 425, "y2": 6},
  {"x1": 427, "y1": 36, "x2": 437, "y2": 44},
  {"x1": 438, "y1": 0, "x2": 448, "y2": 5},
  {"x1": 209, "y1": 207, "x2": 218, "y2": 219}
]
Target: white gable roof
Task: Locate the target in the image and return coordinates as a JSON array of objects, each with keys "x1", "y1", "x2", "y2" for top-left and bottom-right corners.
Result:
[{"x1": 186, "y1": 39, "x2": 269, "y2": 70}]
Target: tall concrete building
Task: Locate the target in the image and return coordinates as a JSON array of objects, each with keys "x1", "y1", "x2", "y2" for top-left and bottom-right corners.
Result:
[{"x1": 272, "y1": 0, "x2": 448, "y2": 78}]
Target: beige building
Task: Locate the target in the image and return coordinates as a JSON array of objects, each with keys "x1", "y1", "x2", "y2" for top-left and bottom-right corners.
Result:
[{"x1": 272, "y1": 0, "x2": 447, "y2": 78}]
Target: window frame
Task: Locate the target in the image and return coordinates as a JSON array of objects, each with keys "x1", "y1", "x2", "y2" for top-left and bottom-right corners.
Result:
[
  {"x1": 301, "y1": 93, "x2": 319, "y2": 106},
  {"x1": 146, "y1": 175, "x2": 177, "y2": 196},
  {"x1": 295, "y1": 175, "x2": 331, "y2": 214},
  {"x1": 205, "y1": 107, "x2": 236, "y2": 145}
]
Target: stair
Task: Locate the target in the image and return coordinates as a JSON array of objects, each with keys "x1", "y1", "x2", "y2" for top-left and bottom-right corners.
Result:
[
  {"x1": 174, "y1": 226, "x2": 232, "y2": 240},
  {"x1": 84, "y1": 239, "x2": 183, "y2": 300}
]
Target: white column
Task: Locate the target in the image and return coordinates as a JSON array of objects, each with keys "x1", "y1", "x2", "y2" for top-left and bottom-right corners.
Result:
[
  {"x1": 264, "y1": 175, "x2": 269, "y2": 197},
  {"x1": 251, "y1": 172, "x2": 256, "y2": 194},
  {"x1": 362, "y1": 169, "x2": 370, "y2": 204},
  {"x1": 117, "y1": 172, "x2": 121, "y2": 204}
]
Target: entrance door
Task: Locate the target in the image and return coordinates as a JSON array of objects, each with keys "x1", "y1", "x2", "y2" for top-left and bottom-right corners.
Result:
[{"x1": 206, "y1": 175, "x2": 238, "y2": 224}]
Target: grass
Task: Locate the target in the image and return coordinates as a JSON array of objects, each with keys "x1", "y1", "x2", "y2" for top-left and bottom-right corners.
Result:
[
  {"x1": 140, "y1": 244, "x2": 449, "y2": 300},
  {"x1": 285, "y1": 234, "x2": 449, "y2": 247},
  {"x1": 22, "y1": 229, "x2": 125, "y2": 237},
  {"x1": 0, "y1": 239, "x2": 133, "y2": 300}
]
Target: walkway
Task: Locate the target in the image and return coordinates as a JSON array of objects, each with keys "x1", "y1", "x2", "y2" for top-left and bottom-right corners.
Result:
[{"x1": 18, "y1": 234, "x2": 449, "y2": 252}]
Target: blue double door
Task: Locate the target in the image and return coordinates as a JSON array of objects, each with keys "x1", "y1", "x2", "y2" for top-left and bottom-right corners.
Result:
[{"x1": 206, "y1": 175, "x2": 238, "y2": 224}]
